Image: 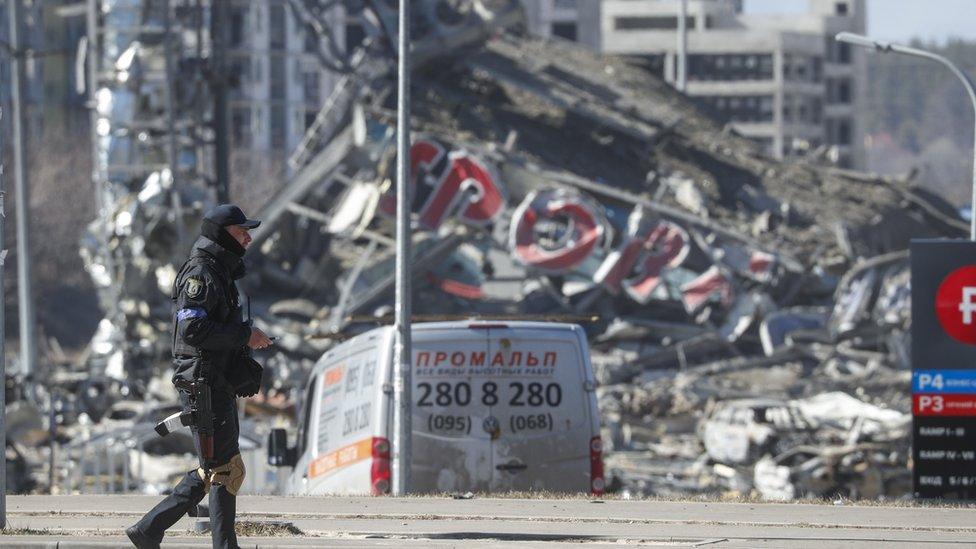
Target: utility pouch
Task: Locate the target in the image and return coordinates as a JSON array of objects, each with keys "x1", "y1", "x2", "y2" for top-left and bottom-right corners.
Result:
[{"x1": 231, "y1": 352, "x2": 264, "y2": 398}]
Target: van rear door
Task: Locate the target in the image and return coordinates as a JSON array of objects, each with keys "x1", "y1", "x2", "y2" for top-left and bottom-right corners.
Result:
[
  {"x1": 485, "y1": 326, "x2": 593, "y2": 493},
  {"x1": 411, "y1": 332, "x2": 494, "y2": 492}
]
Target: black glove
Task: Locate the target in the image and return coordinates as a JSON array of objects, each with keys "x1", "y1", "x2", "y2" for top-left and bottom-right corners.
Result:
[{"x1": 233, "y1": 355, "x2": 264, "y2": 398}]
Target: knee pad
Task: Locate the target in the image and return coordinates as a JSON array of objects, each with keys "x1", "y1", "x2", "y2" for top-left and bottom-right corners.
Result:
[
  {"x1": 209, "y1": 454, "x2": 246, "y2": 496},
  {"x1": 196, "y1": 467, "x2": 212, "y2": 494}
]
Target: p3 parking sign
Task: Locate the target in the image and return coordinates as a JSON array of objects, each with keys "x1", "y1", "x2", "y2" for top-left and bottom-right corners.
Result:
[{"x1": 911, "y1": 240, "x2": 976, "y2": 499}]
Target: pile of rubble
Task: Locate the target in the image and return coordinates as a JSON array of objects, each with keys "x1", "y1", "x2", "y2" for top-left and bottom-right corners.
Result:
[
  {"x1": 22, "y1": 0, "x2": 960, "y2": 498},
  {"x1": 238, "y1": 4, "x2": 952, "y2": 500}
]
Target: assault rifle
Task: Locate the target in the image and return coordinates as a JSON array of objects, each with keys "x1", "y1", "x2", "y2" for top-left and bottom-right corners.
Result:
[{"x1": 155, "y1": 378, "x2": 215, "y2": 470}]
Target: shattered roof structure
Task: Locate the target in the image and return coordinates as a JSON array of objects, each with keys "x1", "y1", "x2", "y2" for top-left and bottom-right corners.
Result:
[{"x1": 239, "y1": 12, "x2": 948, "y2": 499}]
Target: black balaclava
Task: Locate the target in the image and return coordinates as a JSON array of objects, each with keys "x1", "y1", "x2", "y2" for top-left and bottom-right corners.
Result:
[{"x1": 201, "y1": 218, "x2": 246, "y2": 258}]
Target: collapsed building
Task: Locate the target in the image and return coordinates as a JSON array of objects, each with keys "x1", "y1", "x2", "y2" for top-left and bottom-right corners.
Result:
[{"x1": 16, "y1": 0, "x2": 963, "y2": 499}]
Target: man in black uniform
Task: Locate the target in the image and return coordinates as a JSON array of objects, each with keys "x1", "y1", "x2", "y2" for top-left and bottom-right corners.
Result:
[{"x1": 127, "y1": 204, "x2": 272, "y2": 549}]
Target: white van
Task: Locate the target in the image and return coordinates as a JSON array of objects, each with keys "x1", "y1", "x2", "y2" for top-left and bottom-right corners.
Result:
[{"x1": 267, "y1": 321, "x2": 604, "y2": 495}]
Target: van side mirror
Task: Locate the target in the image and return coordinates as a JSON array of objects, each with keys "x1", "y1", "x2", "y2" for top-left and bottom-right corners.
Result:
[{"x1": 266, "y1": 428, "x2": 297, "y2": 467}]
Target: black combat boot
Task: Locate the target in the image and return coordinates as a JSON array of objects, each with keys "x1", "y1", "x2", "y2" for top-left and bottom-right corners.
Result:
[{"x1": 129, "y1": 469, "x2": 207, "y2": 547}]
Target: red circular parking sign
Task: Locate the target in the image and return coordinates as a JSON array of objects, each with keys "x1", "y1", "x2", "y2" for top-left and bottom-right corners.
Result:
[{"x1": 936, "y1": 266, "x2": 976, "y2": 345}]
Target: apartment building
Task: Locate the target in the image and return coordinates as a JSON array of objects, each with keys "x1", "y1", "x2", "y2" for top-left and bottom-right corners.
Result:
[
  {"x1": 226, "y1": 0, "x2": 343, "y2": 160},
  {"x1": 526, "y1": 0, "x2": 866, "y2": 168},
  {"x1": 522, "y1": 0, "x2": 585, "y2": 41}
]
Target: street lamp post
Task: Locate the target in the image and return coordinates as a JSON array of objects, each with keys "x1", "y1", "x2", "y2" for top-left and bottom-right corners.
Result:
[
  {"x1": 836, "y1": 32, "x2": 976, "y2": 241},
  {"x1": 392, "y1": 0, "x2": 413, "y2": 496}
]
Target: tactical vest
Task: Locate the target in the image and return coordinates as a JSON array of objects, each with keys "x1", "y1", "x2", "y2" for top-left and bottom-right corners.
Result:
[{"x1": 170, "y1": 253, "x2": 243, "y2": 359}]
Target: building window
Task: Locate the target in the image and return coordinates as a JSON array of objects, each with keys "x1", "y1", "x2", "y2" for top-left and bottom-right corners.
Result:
[
  {"x1": 837, "y1": 79, "x2": 851, "y2": 103},
  {"x1": 228, "y1": 55, "x2": 250, "y2": 88},
  {"x1": 269, "y1": 55, "x2": 286, "y2": 99},
  {"x1": 304, "y1": 31, "x2": 317, "y2": 53},
  {"x1": 553, "y1": 0, "x2": 577, "y2": 8},
  {"x1": 614, "y1": 16, "x2": 694, "y2": 31},
  {"x1": 837, "y1": 42, "x2": 851, "y2": 64},
  {"x1": 346, "y1": 23, "x2": 366, "y2": 52},
  {"x1": 796, "y1": 59, "x2": 808, "y2": 80},
  {"x1": 303, "y1": 71, "x2": 320, "y2": 104},
  {"x1": 811, "y1": 98, "x2": 823, "y2": 124},
  {"x1": 271, "y1": 105, "x2": 286, "y2": 148},
  {"x1": 835, "y1": 2, "x2": 849, "y2": 16},
  {"x1": 699, "y1": 94, "x2": 774, "y2": 123},
  {"x1": 293, "y1": 109, "x2": 305, "y2": 136},
  {"x1": 826, "y1": 118, "x2": 853, "y2": 145},
  {"x1": 551, "y1": 22, "x2": 577, "y2": 41},
  {"x1": 305, "y1": 110, "x2": 318, "y2": 130},
  {"x1": 252, "y1": 58, "x2": 263, "y2": 82},
  {"x1": 782, "y1": 96, "x2": 793, "y2": 122},
  {"x1": 689, "y1": 53, "x2": 774, "y2": 81},
  {"x1": 270, "y1": 3, "x2": 286, "y2": 50},
  {"x1": 827, "y1": 78, "x2": 852, "y2": 104},
  {"x1": 837, "y1": 119, "x2": 851, "y2": 145},
  {"x1": 231, "y1": 107, "x2": 251, "y2": 147},
  {"x1": 230, "y1": 7, "x2": 248, "y2": 48},
  {"x1": 784, "y1": 55, "x2": 821, "y2": 82},
  {"x1": 825, "y1": 38, "x2": 853, "y2": 64}
]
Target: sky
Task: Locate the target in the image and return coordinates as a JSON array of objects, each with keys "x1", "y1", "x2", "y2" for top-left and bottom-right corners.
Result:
[{"x1": 743, "y1": 0, "x2": 976, "y2": 44}]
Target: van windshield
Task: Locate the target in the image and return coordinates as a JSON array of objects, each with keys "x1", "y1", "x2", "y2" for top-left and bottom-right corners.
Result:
[{"x1": 298, "y1": 376, "x2": 317, "y2": 457}]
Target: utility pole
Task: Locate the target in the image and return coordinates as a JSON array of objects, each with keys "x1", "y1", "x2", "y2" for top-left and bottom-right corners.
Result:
[
  {"x1": 163, "y1": 0, "x2": 185, "y2": 249},
  {"x1": 210, "y1": 0, "x2": 230, "y2": 203},
  {"x1": 8, "y1": 0, "x2": 37, "y2": 390},
  {"x1": 0, "y1": 105, "x2": 7, "y2": 529},
  {"x1": 392, "y1": 0, "x2": 413, "y2": 496},
  {"x1": 676, "y1": 0, "x2": 688, "y2": 92}
]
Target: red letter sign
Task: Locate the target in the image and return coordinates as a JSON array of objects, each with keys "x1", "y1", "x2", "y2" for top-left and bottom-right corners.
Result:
[
  {"x1": 936, "y1": 265, "x2": 976, "y2": 345},
  {"x1": 510, "y1": 189, "x2": 607, "y2": 274},
  {"x1": 595, "y1": 206, "x2": 690, "y2": 304},
  {"x1": 380, "y1": 139, "x2": 505, "y2": 230}
]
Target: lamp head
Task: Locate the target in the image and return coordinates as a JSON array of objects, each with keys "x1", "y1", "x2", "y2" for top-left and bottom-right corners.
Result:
[{"x1": 835, "y1": 32, "x2": 891, "y2": 52}]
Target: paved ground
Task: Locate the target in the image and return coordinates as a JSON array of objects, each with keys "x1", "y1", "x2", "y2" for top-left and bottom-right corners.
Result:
[{"x1": 2, "y1": 495, "x2": 976, "y2": 548}]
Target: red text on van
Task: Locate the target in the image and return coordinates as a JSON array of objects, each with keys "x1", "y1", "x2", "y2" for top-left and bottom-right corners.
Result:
[{"x1": 415, "y1": 351, "x2": 558, "y2": 368}]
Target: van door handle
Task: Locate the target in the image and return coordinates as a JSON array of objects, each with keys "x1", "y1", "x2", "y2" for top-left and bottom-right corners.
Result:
[{"x1": 496, "y1": 462, "x2": 527, "y2": 472}]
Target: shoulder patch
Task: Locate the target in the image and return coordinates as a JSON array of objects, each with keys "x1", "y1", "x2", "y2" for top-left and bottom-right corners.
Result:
[{"x1": 185, "y1": 277, "x2": 204, "y2": 298}]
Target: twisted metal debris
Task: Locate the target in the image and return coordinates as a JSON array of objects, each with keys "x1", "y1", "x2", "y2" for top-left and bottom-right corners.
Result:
[
  {"x1": 39, "y1": 0, "x2": 962, "y2": 498},
  {"x1": 80, "y1": 0, "x2": 218, "y2": 388}
]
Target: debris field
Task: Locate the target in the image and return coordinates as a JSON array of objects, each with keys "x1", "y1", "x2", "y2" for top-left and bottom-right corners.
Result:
[{"x1": 14, "y1": 0, "x2": 963, "y2": 500}]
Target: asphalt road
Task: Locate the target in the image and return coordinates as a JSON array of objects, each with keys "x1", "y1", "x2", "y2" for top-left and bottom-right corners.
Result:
[{"x1": 2, "y1": 495, "x2": 976, "y2": 548}]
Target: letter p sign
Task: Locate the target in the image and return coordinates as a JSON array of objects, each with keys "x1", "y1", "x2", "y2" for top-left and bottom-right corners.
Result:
[
  {"x1": 936, "y1": 266, "x2": 976, "y2": 345},
  {"x1": 961, "y1": 287, "x2": 976, "y2": 325}
]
